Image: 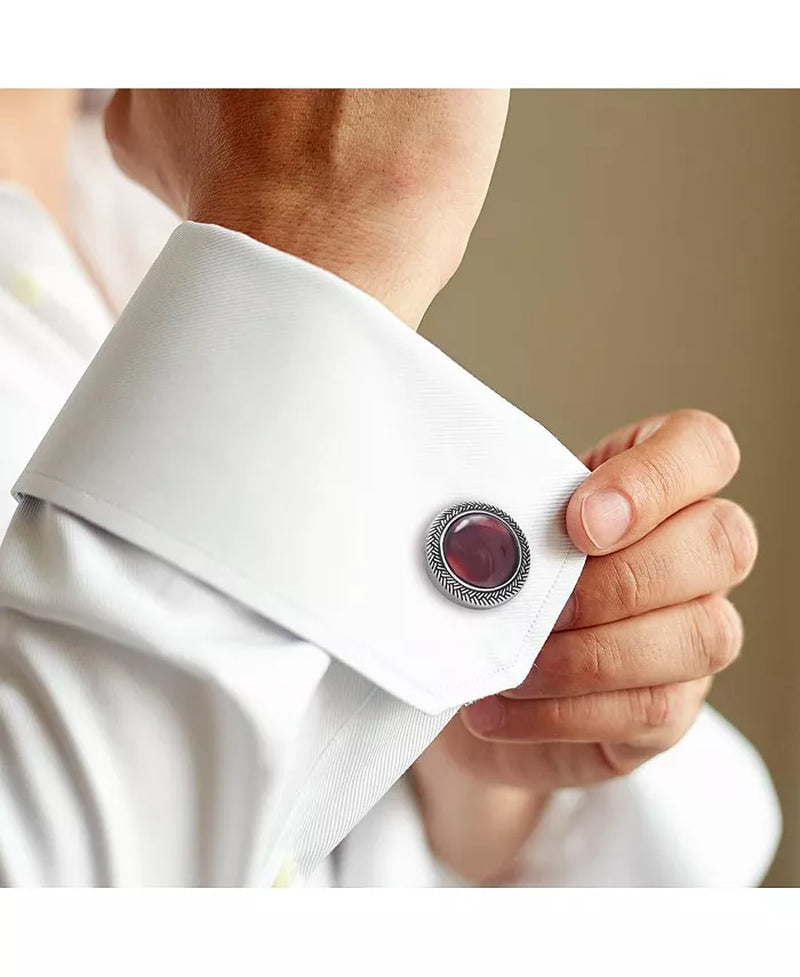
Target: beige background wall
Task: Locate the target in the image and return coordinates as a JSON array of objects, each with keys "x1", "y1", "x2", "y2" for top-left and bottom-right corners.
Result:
[{"x1": 423, "y1": 90, "x2": 800, "y2": 886}]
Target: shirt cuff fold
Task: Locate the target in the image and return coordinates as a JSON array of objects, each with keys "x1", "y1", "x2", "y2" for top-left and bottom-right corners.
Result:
[{"x1": 13, "y1": 221, "x2": 588, "y2": 714}]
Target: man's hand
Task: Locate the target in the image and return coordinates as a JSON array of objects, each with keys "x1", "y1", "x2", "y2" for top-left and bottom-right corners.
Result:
[
  {"x1": 412, "y1": 409, "x2": 756, "y2": 882},
  {"x1": 104, "y1": 89, "x2": 509, "y2": 326}
]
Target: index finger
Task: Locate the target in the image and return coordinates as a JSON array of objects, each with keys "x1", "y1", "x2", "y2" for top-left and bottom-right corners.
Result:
[{"x1": 566, "y1": 409, "x2": 741, "y2": 555}]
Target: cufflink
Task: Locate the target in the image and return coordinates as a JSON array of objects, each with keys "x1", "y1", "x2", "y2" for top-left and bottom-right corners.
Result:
[{"x1": 424, "y1": 501, "x2": 530, "y2": 608}]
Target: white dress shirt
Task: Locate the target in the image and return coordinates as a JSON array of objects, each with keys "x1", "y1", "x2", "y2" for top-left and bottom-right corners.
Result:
[{"x1": 0, "y1": 123, "x2": 782, "y2": 886}]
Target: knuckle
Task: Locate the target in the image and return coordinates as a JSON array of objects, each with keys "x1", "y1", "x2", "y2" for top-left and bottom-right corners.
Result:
[
  {"x1": 694, "y1": 596, "x2": 744, "y2": 673},
  {"x1": 638, "y1": 685, "x2": 672, "y2": 729},
  {"x1": 679, "y1": 409, "x2": 741, "y2": 479},
  {"x1": 716, "y1": 598, "x2": 745, "y2": 667},
  {"x1": 707, "y1": 500, "x2": 759, "y2": 581}
]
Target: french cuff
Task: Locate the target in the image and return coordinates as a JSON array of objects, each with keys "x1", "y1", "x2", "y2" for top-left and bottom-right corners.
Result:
[{"x1": 13, "y1": 222, "x2": 588, "y2": 715}]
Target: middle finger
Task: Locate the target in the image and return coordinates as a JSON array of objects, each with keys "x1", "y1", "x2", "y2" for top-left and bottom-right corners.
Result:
[
  {"x1": 554, "y1": 497, "x2": 757, "y2": 632},
  {"x1": 505, "y1": 594, "x2": 743, "y2": 700}
]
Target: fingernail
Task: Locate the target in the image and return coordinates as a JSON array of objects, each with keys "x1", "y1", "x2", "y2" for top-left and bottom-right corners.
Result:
[
  {"x1": 581, "y1": 490, "x2": 633, "y2": 549},
  {"x1": 553, "y1": 594, "x2": 576, "y2": 631},
  {"x1": 462, "y1": 695, "x2": 505, "y2": 735}
]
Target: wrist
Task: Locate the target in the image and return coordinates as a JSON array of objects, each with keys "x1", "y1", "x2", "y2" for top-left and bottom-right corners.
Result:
[{"x1": 411, "y1": 744, "x2": 552, "y2": 884}]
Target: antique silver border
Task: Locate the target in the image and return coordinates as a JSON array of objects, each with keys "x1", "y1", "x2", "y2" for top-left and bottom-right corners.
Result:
[{"x1": 424, "y1": 501, "x2": 531, "y2": 608}]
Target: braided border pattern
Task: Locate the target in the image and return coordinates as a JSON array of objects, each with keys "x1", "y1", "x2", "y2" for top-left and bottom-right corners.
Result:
[{"x1": 424, "y1": 501, "x2": 531, "y2": 608}]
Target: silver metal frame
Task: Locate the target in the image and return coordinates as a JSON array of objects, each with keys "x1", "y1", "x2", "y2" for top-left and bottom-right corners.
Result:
[{"x1": 424, "y1": 501, "x2": 531, "y2": 608}]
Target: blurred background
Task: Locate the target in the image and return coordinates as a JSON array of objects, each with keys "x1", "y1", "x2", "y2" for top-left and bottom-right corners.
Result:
[{"x1": 424, "y1": 89, "x2": 800, "y2": 885}]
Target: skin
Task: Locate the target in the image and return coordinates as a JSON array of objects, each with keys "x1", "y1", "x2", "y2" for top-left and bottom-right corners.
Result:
[
  {"x1": 3, "y1": 89, "x2": 758, "y2": 884},
  {"x1": 104, "y1": 89, "x2": 511, "y2": 327}
]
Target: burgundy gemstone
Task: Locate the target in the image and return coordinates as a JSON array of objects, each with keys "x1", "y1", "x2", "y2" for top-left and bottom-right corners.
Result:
[{"x1": 442, "y1": 512, "x2": 520, "y2": 589}]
